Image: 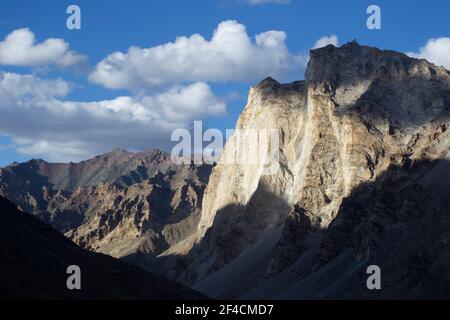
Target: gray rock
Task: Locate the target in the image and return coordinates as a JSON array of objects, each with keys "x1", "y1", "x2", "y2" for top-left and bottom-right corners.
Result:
[{"x1": 167, "y1": 42, "x2": 450, "y2": 299}]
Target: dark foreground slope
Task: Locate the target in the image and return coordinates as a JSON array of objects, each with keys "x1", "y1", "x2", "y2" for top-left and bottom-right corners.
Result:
[
  {"x1": 0, "y1": 149, "x2": 211, "y2": 265},
  {"x1": 0, "y1": 196, "x2": 205, "y2": 300},
  {"x1": 162, "y1": 42, "x2": 450, "y2": 299}
]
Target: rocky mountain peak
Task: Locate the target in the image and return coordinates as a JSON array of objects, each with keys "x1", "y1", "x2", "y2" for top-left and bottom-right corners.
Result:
[
  {"x1": 255, "y1": 76, "x2": 280, "y2": 89},
  {"x1": 0, "y1": 145, "x2": 212, "y2": 264},
  {"x1": 2, "y1": 41, "x2": 450, "y2": 300},
  {"x1": 308, "y1": 41, "x2": 449, "y2": 85},
  {"x1": 106, "y1": 147, "x2": 128, "y2": 155},
  {"x1": 163, "y1": 42, "x2": 450, "y2": 299}
]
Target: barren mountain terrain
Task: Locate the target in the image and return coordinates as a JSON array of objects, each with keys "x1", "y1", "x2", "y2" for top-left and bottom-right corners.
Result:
[
  {"x1": 0, "y1": 196, "x2": 205, "y2": 299},
  {"x1": 2, "y1": 42, "x2": 450, "y2": 299}
]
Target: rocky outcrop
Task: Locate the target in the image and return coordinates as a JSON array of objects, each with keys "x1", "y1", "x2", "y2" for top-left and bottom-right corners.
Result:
[
  {"x1": 0, "y1": 149, "x2": 211, "y2": 262},
  {"x1": 0, "y1": 196, "x2": 206, "y2": 299},
  {"x1": 66, "y1": 164, "x2": 210, "y2": 265},
  {"x1": 162, "y1": 42, "x2": 450, "y2": 299}
]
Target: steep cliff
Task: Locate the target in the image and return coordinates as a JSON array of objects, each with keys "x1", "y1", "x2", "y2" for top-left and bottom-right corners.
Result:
[{"x1": 162, "y1": 42, "x2": 450, "y2": 299}]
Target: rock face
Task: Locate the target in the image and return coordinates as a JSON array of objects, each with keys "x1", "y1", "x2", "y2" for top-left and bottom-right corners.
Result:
[
  {"x1": 0, "y1": 149, "x2": 211, "y2": 263},
  {"x1": 0, "y1": 196, "x2": 206, "y2": 299},
  {"x1": 2, "y1": 42, "x2": 450, "y2": 299},
  {"x1": 163, "y1": 42, "x2": 450, "y2": 299}
]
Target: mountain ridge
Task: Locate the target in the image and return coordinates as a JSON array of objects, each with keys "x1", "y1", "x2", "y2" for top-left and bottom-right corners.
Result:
[
  {"x1": 2, "y1": 42, "x2": 450, "y2": 299},
  {"x1": 0, "y1": 195, "x2": 206, "y2": 299},
  {"x1": 158, "y1": 41, "x2": 450, "y2": 299},
  {"x1": 0, "y1": 148, "x2": 212, "y2": 266}
]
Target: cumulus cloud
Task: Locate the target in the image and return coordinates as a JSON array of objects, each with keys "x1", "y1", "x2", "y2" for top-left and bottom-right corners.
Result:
[
  {"x1": 0, "y1": 28, "x2": 86, "y2": 68},
  {"x1": 313, "y1": 35, "x2": 339, "y2": 49},
  {"x1": 89, "y1": 20, "x2": 306, "y2": 90},
  {"x1": 0, "y1": 72, "x2": 225, "y2": 162},
  {"x1": 407, "y1": 37, "x2": 450, "y2": 69}
]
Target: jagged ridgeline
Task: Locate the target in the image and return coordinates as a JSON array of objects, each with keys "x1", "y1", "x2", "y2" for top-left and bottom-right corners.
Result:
[
  {"x1": 161, "y1": 42, "x2": 450, "y2": 299},
  {"x1": 1, "y1": 42, "x2": 450, "y2": 299},
  {"x1": 0, "y1": 148, "x2": 212, "y2": 269}
]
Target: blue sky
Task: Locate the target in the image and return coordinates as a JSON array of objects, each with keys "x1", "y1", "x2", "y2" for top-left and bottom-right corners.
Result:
[{"x1": 0, "y1": 0, "x2": 449, "y2": 166}]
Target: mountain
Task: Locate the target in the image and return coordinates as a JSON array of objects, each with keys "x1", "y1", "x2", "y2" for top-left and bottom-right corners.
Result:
[
  {"x1": 2, "y1": 41, "x2": 450, "y2": 300},
  {"x1": 0, "y1": 149, "x2": 212, "y2": 266},
  {"x1": 0, "y1": 195, "x2": 205, "y2": 299},
  {"x1": 159, "y1": 42, "x2": 450, "y2": 299}
]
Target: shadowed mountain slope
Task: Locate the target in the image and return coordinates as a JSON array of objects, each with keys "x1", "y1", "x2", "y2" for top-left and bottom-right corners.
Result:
[
  {"x1": 158, "y1": 42, "x2": 450, "y2": 299},
  {"x1": 0, "y1": 196, "x2": 206, "y2": 299},
  {"x1": 2, "y1": 41, "x2": 450, "y2": 299},
  {"x1": 0, "y1": 149, "x2": 212, "y2": 263}
]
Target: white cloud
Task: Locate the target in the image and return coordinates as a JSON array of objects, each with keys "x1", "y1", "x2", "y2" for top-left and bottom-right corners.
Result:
[
  {"x1": 0, "y1": 72, "x2": 71, "y2": 97},
  {"x1": 313, "y1": 35, "x2": 339, "y2": 49},
  {"x1": 0, "y1": 72, "x2": 225, "y2": 162},
  {"x1": 0, "y1": 28, "x2": 86, "y2": 68},
  {"x1": 407, "y1": 37, "x2": 450, "y2": 69},
  {"x1": 89, "y1": 20, "x2": 306, "y2": 90},
  {"x1": 0, "y1": 25, "x2": 341, "y2": 163},
  {"x1": 245, "y1": 0, "x2": 290, "y2": 5}
]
